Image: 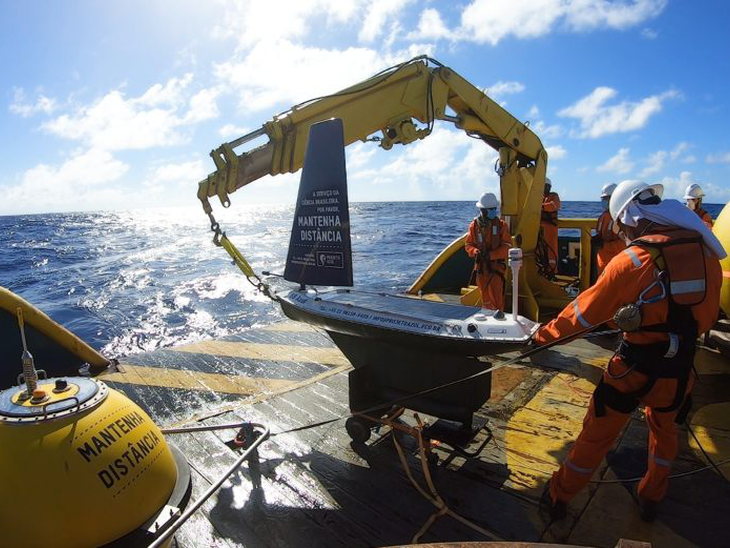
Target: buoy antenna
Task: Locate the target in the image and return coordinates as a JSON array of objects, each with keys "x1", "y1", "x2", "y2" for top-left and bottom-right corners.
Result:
[{"x1": 16, "y1": 307, "x2": 38, "y2": 399}]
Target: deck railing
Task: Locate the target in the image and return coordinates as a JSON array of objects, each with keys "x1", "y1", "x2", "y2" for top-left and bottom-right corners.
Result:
[{"x1": 557, "y1": 218, "x2": 596, "y2": 293}]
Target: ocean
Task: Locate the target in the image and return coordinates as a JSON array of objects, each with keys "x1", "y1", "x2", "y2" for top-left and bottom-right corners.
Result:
[{"x1": 1, "y1": 201, "x2": 724, "y2": 359}]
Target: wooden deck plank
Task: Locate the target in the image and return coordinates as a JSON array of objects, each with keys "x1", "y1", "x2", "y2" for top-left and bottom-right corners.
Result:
[
  {"x1": 171, "y1": 340, "x2": 349, "y2": 368},
  {"x1": 94, "y1": 318, "x2": 730, "y2": 548}
]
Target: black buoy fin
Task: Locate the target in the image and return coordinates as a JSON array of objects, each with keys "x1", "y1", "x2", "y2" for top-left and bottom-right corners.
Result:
[{"x1": 284, "y1": 118, "x2": 353, "y2": 287}]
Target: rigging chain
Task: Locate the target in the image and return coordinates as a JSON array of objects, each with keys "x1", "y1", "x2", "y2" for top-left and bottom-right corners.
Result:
[{"x1": 207, "y1": 211, "x2": 280, "y2": 303}]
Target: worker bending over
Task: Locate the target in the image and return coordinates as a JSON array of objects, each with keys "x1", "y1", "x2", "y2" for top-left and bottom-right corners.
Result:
[
  {"x1": 540, "y1": 178, "x2": 561, "y2": 277},
  {"x1": 684, "y1": 183, "x2": 713, "y2": 228},
  {"x1": 534, "y1": 179, "x2": 725, "y2": 522},
  {"x1": 465, "y1": 192, "x2": 511, "y2": 311},
  {"x1": 595, "y1": 183, "x2": 626, "y2": 270}
]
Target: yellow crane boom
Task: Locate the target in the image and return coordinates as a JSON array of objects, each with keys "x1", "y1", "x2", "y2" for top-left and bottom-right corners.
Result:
[{"x1": 196, "y1": 56, "x2": 570, "y2": 319}]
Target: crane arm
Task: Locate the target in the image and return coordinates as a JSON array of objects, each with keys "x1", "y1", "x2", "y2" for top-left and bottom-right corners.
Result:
[
  {"x1": 197, "y1": 56, "x2": 560, "y2": 319},
  {"x1": 198, "y1": 57, "x2": 545, "y2": 239}
]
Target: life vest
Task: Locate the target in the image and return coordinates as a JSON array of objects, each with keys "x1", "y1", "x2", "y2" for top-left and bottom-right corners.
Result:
[
  {"x1": 594, "y1": 227, "x2": 707, "y2": 419},
  {"x1": 696, "y1": 207, "x2": 713, "y2": 227},
  {"x1": 596, "y1": 210, "x2": 620, "y2": 243},
  {"x1": 473, "y1": 217, "x2": 507, "y2": 275},
  {"x1": 541, "y1": 193, "x2": 560, "y2": 226}
]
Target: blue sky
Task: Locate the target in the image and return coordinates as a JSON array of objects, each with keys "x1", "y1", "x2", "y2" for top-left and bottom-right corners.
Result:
[{"x1": 2, "y1": 0, "x2": 729, "y2": 215}]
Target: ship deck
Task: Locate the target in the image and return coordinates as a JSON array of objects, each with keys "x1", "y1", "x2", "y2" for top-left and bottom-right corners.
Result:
[{"x1": 98, "y1": 320, "x2": 730, "y2": 548}]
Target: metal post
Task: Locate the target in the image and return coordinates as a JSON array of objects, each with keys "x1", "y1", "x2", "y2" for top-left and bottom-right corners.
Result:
[{"x1": 508, "y1": 248, "x2": 523, "y2": 320}]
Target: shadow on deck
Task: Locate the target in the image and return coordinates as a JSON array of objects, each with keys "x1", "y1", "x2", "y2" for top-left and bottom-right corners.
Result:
[{"x1": 99, "y1": 321, "x2": 730, "y2": 548}]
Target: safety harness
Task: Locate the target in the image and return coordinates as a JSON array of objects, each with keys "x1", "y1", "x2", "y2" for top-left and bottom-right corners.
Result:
[
  {"x1": 593, "y1": 228, "x2": 707, "y2": 423},
  {"x1": 472, "y1": 216, "x2": 507, "y2": 277}
]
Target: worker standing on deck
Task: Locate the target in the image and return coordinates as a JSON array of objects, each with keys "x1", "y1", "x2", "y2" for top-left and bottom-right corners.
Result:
[
  {"x1": 465, "y1": 192, "x2": 511, "y2": 312},
  {"x1": 533, "y1": 180, "x2": 725, "y2": 522},
  {"x1": 595, "y1": 183, "x2": 626, "y2": 270},
  {"x1": 684, "y1": 183, "x2": 713, "y2": 228},
  {"x1": 540, "y1": 178, "x2": 561, "y2": 278}
]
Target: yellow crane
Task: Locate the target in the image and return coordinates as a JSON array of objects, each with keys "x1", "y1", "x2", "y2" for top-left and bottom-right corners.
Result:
[{"x1": 196, "y1": 56, "x2": 575, "y2": 320}]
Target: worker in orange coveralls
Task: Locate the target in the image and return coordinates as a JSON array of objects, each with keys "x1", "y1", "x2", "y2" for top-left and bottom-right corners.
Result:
[
  {"x1": 465, "y1": 192, "x2": 511, "y2": 312},
  {"x1": 595, "y1": 183, "x2": 626, "y2": 270},
  {"x1": 534, "y1": 180, "x2": 724, "y2": 523},
  {"x1": 540, "y1": 178, "x2": 561, "y2": 277},
  {"x1": 684, "y1": 183, "x2": 714, "y2": 228}
]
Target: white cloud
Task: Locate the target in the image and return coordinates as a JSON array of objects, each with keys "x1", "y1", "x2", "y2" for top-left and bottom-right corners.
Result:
[
  {"x1": 656, "y1": 171, "x2": 730, "y2": 202},
  {"x1": 640, "y1": 150, "x2": 666, "y2": 176},
  {"x1": 212, "y1": 1, "x2": 404, "y2": 48},
  {"x1": 487, "y1": 80, "x2": 525, "y2": 99},
  {"x1": 641, "y1": 27, "x2": 658, "y2": 39},
  {"x1": 0, "y1": 148, "x2": 129, "y2": 214},
  {"x1": 597, "y1": 147, "x2": 633, "y2": 174},
  {"x1": 564, "y1": 0, "x2": 668, "y2": 31},
  {"x1": 669, "y1": 141, "x2": 691, "y2": 161},
  {"x1": 346, "y1": 142, "x2": 378, "y2": 170},
  {"x1": 350, "y1": 127, "x2": 499, "y2": 199},
  {"x1": 143, "y1": 160, "x2": 208, "y2": 195},
  {"x1": 219, "y1": 124, "x2": 250, "y2": 139},
  {"x1": 359, "y1": 0, "x2": 413, "y2": 43},
  {"x1": 532, "y1": 120, "x2": 564, "y2": 139},
  {"x1": 707, "y1": 151, "x2": 730, "y2": 164},
  {"x1": 407, "y1": 8, "x2": 452, "y2": 41},
  {"x1": 214, "y1": 40, "x2": 389, "y2": 113},
  {"x1": 42, "y1": 75, "x2": 217, "y2": 150},
  {"x1": 546, "y1": 145, "x2": 567, "y2": 160},
  {"x1": 527, "y1": 105, "x2": 540, "y2": 119},
  {"x1": 184, "y1": 87, "x2": 221, "y2": 123},
  {"x1": 458, "y1": 0, "x2": 666, "y2": 46},
  {"x1": 9, "y1": 87, "x2": 57, "y2": 117},
  {"x1": 559, "y1": 86, "x2": 678, "y2": 138},
  {"x1": 682, "y1": 155, "x2": 696, "y2": 164}
]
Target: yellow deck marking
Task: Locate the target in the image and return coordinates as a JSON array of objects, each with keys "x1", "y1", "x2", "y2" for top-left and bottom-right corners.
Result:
[
  {"x1": 101, "y1": 364, "x2": 293, "y2": 395},
  {"x1": 695, "y1": 347, "x2": 730, "y2": 375},
  {"x1": 170, "y1": 340, "x2": 350, "y2": 367},
  {"x1": 262, "y1": 321, "x2": 318, "y2": 333},
  {"x1": 688, "y1": 402, "x2": 730, "y2": 481},
  {"x1": 503, "y1": 373, "x2": 596, "y2": 489},
  {"x1": 166, "y1": 363, "x2": 352, "y2": 427}
]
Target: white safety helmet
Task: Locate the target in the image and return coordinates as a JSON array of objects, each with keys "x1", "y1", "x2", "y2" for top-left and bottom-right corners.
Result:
[
  {"x1": 476, "y1": 192, "x2": 499, "y2": 209},
  {"x1": 683, "y1": 183, "x2": 705, "y2": 200},
  {"x1": 609, "y1": 179, "x2": 664, "y2": 222},
  {"x1": 600, "y1": 183, "x2": 617, "y2": 199}
]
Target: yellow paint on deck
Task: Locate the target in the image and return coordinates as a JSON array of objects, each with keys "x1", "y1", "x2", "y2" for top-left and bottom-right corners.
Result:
[
  {"x1": 101, "y1": 363, "x2": 293, "y2": 395},
  {"x1": 167, "y1": 363, "x2": 352, "y2": 427},
  {"x1": 503, "y1": 373, "x2": 595, "y2": 489},
  {"x1": 171, "y1": 340, "x2": 350, "y2": 367},
  {"x1": 261, "y1": 321, "x2": 318, "y2": 333},
  {"x1": 695, "y1": 347, "x2": 730, "y2": 375},
  {"x1": 688, "y1": 402, "x2": 730, "y2": 481}
]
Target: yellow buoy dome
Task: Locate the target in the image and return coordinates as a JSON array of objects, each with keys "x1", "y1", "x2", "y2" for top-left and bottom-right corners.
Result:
[
  {"x1": 712, "y1": 202, "x2": 730, "y2": 316},
  {"x1": 0, "y1": 378, "x2": 179, "y2": 548}
]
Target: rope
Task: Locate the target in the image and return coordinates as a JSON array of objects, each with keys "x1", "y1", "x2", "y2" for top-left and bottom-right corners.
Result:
[{"x1": 390, "y1": 419, "x2": 501, "y2": 543}]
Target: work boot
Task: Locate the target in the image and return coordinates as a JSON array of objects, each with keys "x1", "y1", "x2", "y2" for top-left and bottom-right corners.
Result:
[
  {"x1": 541, "y1": 482, "x2": 567, "y2": 521},
  {"x1": 635, "y1": 487, "x2": 658, "y2": 522}
]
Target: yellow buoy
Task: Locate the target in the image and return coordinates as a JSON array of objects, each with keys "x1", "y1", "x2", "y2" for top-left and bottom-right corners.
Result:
[
  {"x1": 688, "y1": 402, "x2": 730, "y2": 481},
  {"x1": 0, "y1": 377, "x2": 190, "y2": 548},
  {"x1": 713, "y1": 201, "x2": 730, "y2": 316}
]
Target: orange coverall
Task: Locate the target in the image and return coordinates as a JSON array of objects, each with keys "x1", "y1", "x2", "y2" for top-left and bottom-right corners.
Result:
[
  {"x1": 465, "y1": 217, "x2": 511, "y2": 310},
  {"x1": 595, "y1": 210, "x2": 626, "y2": 270},
  {"x1": 534, "y1": 227, "x2": 721, "y2": 504},
  {"x1": 696, "y1": 207, "x2": 713, "y2": 229},
  {"x1": 541, "y1": 192, "x2": 561, "y2": 276}
]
